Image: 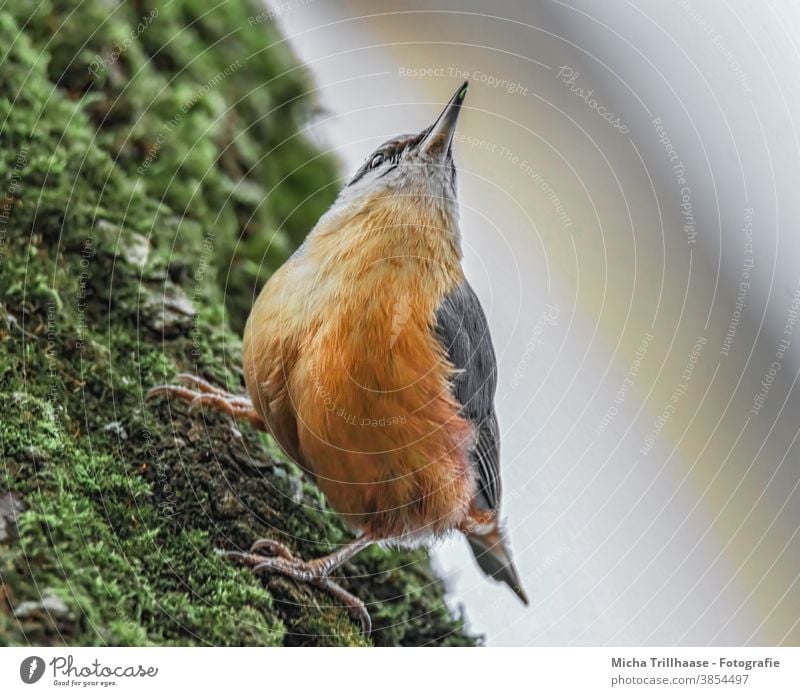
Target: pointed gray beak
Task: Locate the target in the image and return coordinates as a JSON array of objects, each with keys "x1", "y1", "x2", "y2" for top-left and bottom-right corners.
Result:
[{"x1": 418, "y1": 81, "x2": 468, "y2": 159}]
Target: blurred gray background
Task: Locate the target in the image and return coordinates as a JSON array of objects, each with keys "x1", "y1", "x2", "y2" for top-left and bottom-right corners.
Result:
[{"x1": 268, "y1": 0, "x2": 800, "y2": 645}]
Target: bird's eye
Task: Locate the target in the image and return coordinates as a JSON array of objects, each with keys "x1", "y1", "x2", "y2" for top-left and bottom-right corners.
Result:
[{"x1": 369, "y1": 153, "x2": 385, "y2": 169}]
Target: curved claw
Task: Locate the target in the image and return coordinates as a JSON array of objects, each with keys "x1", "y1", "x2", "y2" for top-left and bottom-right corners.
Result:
[
  {"x1": 250, "y1": 538, "x2": 295, "y2": 560},
  {"x1": 250, "y1": 556, "x2": 318, "y2": 584},
  {"x1": 174, "y1": 373, "x2": 239, "y2": 396},
  {"x1": 146, "y1": 384, "x2": 174, "y2": 400},
  {"x1": 316, "y1": 576, "x2": 372, "y2": 635},
  {"x1": 175, "y1": 372, "x2": 213, "y2": 388},
  {"x1": 353, "y1": 604, "x2": 372, "y2": 636},
  {"x1": 188, "y1": 395, "x2": 210, "y2": 410},
  {"x1": 146, "y1": 379, "x2": 266, "y2": 430},
  {"x1": 226, "y1": 544, "x2": 374, "y2": 635}
]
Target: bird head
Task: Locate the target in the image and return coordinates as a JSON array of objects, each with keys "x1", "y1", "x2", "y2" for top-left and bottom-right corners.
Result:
[{"x1": 328, "y1": 81, "x2": 469, "y2": 226}]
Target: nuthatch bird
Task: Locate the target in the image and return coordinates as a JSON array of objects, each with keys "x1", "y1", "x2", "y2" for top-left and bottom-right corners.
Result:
[{"x1": 150, "y1": 82, "x2": 528, "y2": 633}]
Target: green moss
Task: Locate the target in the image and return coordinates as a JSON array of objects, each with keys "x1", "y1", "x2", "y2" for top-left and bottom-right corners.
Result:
[{"x1": 0, "y1": 1, "x2": 477, "y2": 647}]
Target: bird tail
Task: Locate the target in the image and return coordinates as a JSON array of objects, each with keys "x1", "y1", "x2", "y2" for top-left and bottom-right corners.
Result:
[{"x1": 467, "y1": 526, "x2": 529, "y2": 605}]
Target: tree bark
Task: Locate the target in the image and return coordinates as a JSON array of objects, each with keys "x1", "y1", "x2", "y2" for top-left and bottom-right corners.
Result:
[{"x1": 0, "y1": 0, "x2": 476, "y2": 647}]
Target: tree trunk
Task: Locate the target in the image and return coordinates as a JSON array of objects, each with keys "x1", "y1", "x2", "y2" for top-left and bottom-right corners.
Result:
[{"x1": 0, "y1": 0, "x2": 476, "y2": 647}]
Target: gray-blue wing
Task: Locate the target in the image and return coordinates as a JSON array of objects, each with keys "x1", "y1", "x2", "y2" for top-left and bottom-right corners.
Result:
[{"x1": 434, "y1": 280, "x2": 501, "y2": 512}]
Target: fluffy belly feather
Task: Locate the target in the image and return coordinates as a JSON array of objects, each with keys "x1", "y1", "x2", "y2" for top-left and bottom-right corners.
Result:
[
  {"x1": 244, "y1": 198, "x2": 473, "y2": 542},
  {"x1": 290, "y1": 324, "x2": 475, "y2": 542}
]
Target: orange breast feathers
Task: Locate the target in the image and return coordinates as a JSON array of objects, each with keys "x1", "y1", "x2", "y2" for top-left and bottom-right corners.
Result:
[{"x1": 243, "y1": 196, "x2": 477, "y2": 542}]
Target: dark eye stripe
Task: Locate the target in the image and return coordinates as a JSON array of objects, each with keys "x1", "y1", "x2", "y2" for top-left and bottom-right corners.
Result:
[
  {"x1": 377, "y1": 163, "x2": 398, "y2": 180},
  {"x1": 347, "y1": 149, "x2": 395, "y2": 187},
  {"x1": 345, "y1": 132, "x2": 424, "y2": 188}
]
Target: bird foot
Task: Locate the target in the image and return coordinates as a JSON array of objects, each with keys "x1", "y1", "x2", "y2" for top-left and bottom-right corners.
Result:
[
  {"x1": 226, "y1": 538, "x2": 372, "y2": 635},
  {"x1": 147, "y1": 373, "x2": 265, "y2": 429}
]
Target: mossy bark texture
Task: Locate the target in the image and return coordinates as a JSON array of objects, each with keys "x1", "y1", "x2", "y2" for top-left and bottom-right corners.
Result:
[{"x1": 0, "y1": 0, "x2": 476, "y2": 647}]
